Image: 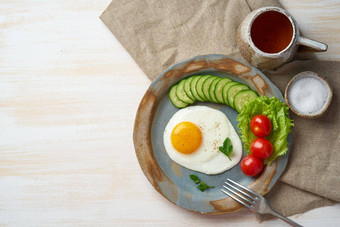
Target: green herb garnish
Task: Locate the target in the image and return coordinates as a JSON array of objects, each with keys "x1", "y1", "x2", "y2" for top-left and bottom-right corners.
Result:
[
  {"x1": 189, "y1": 174, "x2": 215, "y2": 192},
  {"x1": 189, "y1": 174, "x2": 200, "y2": 184},
  {"x1": 219, "y1": 137, "x2": 233, "y2": 161}
]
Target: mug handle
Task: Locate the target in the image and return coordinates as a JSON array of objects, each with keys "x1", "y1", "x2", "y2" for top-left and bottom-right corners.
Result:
[{"x1": 297, "y1": 36, "x2": 328, "y2": 52}]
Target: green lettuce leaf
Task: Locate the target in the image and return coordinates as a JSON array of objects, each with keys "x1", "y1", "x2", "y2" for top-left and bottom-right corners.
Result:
[{"x1": 236, "y1": 96, "x2": 294, "y2": 165}]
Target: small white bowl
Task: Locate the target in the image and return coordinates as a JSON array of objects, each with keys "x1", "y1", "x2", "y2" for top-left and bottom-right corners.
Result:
[{"x1": 284, "y1": 71, "x2": 333, "y2": 118}]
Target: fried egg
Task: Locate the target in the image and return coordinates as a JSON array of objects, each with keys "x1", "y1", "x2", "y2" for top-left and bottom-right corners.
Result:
[{"x1": 163, "y1": 106, "x2": 242, "y2": 175}]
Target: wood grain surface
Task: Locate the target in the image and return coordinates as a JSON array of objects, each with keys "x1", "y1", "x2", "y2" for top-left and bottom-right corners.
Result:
[{"x1": 0, "y1": 0, "x2": 339, "y2": 226}]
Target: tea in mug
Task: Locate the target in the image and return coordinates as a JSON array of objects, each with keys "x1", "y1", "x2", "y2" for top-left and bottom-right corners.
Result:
[{"x1": 251, "y1": 11, "x2": 293, "y2": 54}]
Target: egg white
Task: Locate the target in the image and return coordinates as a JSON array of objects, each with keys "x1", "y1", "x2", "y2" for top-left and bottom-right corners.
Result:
[{"x1": 163, "y1": 106, "x2": 242, "y2": 175}]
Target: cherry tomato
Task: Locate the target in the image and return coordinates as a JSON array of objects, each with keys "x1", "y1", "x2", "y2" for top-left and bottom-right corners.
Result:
[
  {"x1": 241, "y1": 155, "x2": 264, "y2": 177},
  {"x1": 250, "y1": 138, "x2": 273, "y2": 159},
  {"x1": 250, "y1": 115, "x2": 272, "y2": 137}
]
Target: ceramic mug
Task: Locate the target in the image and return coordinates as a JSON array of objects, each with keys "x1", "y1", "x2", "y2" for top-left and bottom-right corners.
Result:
[{"x1": 237, "y1": 7, "x2": 327, "y2": 69}]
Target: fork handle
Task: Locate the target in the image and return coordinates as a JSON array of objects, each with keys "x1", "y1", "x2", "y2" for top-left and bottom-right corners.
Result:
[{"x1": 270, "y1": 210, "x2": 303, "y2": 227}]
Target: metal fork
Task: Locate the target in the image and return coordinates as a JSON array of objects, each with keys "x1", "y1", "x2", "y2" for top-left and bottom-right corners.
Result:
[{"x1": 221, "y1": 178, "x2": 303, "y2": 227}]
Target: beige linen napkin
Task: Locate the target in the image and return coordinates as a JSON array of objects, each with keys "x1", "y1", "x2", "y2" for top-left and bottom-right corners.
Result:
[
  {"x1": 100, "y1": 0, "x2": 339, "y2": 219},
  {"x1": 100, "y1": 0, "x2": 280, "y2": 80}
]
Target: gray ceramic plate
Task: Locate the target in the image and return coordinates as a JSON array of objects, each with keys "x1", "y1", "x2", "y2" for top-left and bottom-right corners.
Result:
[{"x1": 133, "y1": 55, "x2": 290, "y2": 214}]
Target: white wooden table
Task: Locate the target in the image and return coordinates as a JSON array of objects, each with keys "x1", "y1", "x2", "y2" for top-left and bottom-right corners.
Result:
[{"x1": 0, "y1": 0, "x2": 339, "y2": 226}]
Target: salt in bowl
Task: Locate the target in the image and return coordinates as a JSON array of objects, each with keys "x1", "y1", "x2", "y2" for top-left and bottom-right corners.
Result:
[{"x1": 285, "y1": 71, "x2": 333, "y2": 118}]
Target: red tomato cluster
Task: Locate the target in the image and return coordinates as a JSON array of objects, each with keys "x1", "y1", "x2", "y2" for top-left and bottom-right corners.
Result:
[{"x1": 241, "y1": 115, "x2": 273, "y2": 177}]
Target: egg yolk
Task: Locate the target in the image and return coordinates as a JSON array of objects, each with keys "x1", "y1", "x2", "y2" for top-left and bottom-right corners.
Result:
[{"x1": 171, "y1": 122, "x2": 202, "y2": 154}]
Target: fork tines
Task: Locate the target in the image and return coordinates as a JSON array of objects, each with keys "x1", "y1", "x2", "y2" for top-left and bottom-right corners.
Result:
[{"x1": 221, "y1": 178, "x2": 259, "y2": 209}]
